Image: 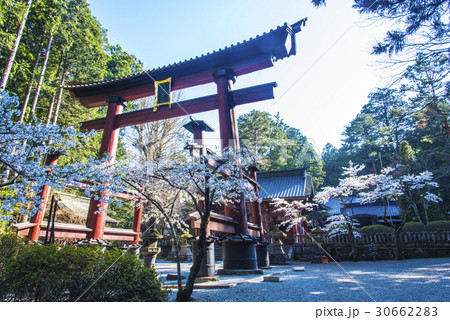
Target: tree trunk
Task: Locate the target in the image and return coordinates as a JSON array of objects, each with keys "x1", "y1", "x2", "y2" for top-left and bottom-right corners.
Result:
[
  {"x1": 29, "y1": 29, "x2": 53, "y2": 121},
  {"x1": 371, "y1": 157, "x2": 378, "y2": 175},
  {"x1": 0, "y1": 0, "x2": 33, "y2": 92},
  {"x1": 411, "y1": 201, "x2": 423, "y2": 224},
  {"x1": 345, "y1": 205, "x2": 359, "y2": 261},
  {"x1": 176, "y1": 197, "x2": 211, "y2": 302},
  {"x1": 51, "y1": 69, "x2": 66, "y2": 125},
  {"x1": 392, "y1": 229, "x2": 401, "y2": 260},
  {"x1": 346, "y1": 222, "x2": 359, "y2": 261},
  {"x1": 46, "y1": 51, "x2": 65, "y2": 125},
  {"x1": 429, "y1": 100, "x2": 450, "y2": 137},
  {"x1": 20, "y1": 42, "x2": 43, "y2": 123},
  {"x1": 46, "y1": 92, "x2": 56, "y2": 125}
]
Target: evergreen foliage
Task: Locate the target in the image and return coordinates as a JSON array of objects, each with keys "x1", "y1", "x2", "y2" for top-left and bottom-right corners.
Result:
[
  {"x1": 0, "y1": 243, "x2": 168, "y2": 302},
  {"x1": 0, "y1": 0, "x2": 143, "y2": 167},
  {"x1": 401, "y1": 221, "x2": 427, "y2": 232},
  {"x1": 323, "y1": 52, "x2": 449, "y2": 220},
  {"x1": 238, "y1": 110, "x2": 325, "y2": 189},
  {"x1": 359, "y1": 224, "x2": 393, "y2": 234},
  {"x1": 426, "y1": 220, "x2": 450, "y2": 232}
]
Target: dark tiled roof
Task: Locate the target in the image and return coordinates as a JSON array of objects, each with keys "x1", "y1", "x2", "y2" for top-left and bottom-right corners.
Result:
[
  {"x1": 343, "y1": 202, "x2": 400, "y2": 218},
  {"x1": 323, "y1": 197, "x2": 357, "y2": 214},
  {"x1": 64, "y1": 19, "x2": 307, "y2": 91},
  {"x1": 325, "y1": 199, "x2": 401, "y2": 218},
  {"x1": 183, "y1": 118, "x2": 215, "y2": 133},
  {"x1": 257, "y1": 168, "x2": 312, "y2": 199}
]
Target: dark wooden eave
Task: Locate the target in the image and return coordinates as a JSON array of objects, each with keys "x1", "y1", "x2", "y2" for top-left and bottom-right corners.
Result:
[{"x1": 65, "y1": 19, "x2": 307, "y2": 108}]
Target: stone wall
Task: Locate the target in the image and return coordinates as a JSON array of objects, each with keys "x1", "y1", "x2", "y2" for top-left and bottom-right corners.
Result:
[{"x1": 299, "y1": 231, "x2": 450, "y2": 261}]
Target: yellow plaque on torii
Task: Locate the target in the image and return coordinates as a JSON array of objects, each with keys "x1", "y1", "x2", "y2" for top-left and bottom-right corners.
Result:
[{"x1": 154, "y1": 77, "x2": 172, "y2": 112}]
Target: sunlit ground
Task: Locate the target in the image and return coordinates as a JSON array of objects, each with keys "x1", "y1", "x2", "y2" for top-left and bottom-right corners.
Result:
[{"x1": 188, "y1": 257, "x2": 450, "y2": 302}]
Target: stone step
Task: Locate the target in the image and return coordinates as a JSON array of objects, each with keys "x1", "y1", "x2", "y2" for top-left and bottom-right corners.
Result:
[
  {"x1": 293, "y1": 266, "x2": 305, "y2": 272},
  {"x1": 263, "y1": 276, "x2": 281, "y2": 282}
]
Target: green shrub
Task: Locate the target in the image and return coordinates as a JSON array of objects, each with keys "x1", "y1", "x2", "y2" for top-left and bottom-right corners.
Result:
[
  {"x1": 359, "y1": 224, "x2": 393, "y2": 234},
  {"x1": 426, "y1": 220, "x2": 450, "y2": 232},
  {"x1": 0, "y1": 245, "x2": 168, "y2": 302},
  {"x1": 401, "y1": 221, "x2": 426, "y2": 232},
  {"x1": 0, "y1": 231, "x2": 26, "y2": 268}
]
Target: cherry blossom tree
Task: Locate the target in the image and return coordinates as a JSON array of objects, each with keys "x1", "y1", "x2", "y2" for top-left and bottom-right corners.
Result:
[
  {"x1": 323, "y1": 214, "x2": 362, "y2": 239},
  {"x1": 271, "y1": 198, "x2": 316, "y2": 233},
  {"x1": 119, "y1": 166, "x2": 189, "y2": 293},
  {"x1": 0, "y1": 91, "x2": 121, "y2": 221},
  {"x1": 360, "y1": 167, "x2": 442, "y2": 225},
  {"x1": 314, "y1": 161, "x2": 373, "y2": 260},
  {"x1": 400, "y1": 171, "x2": 443, "y2": 225},
  {"x1": 359, "y1": 166, "x2": 442, "y2": 259},
  {"x1": 119, "y1": 147, "x2": 258, "y2": 301}
]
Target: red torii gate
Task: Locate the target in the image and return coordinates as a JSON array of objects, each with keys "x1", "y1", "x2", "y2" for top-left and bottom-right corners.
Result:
[{"x1": 19, "y1": 19, "x2": 307, "y2": 245}]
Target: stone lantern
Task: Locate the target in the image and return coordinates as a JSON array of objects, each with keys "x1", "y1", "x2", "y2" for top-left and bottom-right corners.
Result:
[
  {"x1": 167, "y1": 233, "x2": 194, "y2": 262},
  {"x1": 268, "y1": 229, "x2": 289, "y2": 264},
  {"x1": 141, "y1": 229, "x2": 163, "y2": 268}
]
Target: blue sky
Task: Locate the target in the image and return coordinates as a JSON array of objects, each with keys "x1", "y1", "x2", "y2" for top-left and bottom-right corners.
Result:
[{"x1": 86, "y1": 0, "x2": 390, "y2": 152}]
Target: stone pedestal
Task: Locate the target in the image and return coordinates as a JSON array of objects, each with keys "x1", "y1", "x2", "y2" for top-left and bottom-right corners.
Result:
[
  {"x1": 168, "y1": 234, "x2": 193, "y2": 262},
  {"x1": 191, "y1": 236, "x2": 216, "y2": 278},
  {"x1": 140, "y1": 229, "x2": 163, "y2": 268},
  {"x1": 178, "y1": 242, "x2": 193, "y2": 262},
  {"x1": 269, "y1": 230, "x2": 289, "y2": 264},
  {"x1": 293, "y1": 243, "x2": 302, "y2": 260},
  {"x1": 218, "y1": 234, "x2": 260, "y2": 272},
  {"x1": 142, "y1": 247, "x2": 161, "y2": 267},
  {"x1": 256, "y1": 242, "x2": 270, "y2": 268}
]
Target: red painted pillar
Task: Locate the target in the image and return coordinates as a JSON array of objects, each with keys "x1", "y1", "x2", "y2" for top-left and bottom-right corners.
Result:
[
  {"x1": 248, "y1": 165, "x2": 264, "y2": 240},
  {"x1": 213, "y1": 68, "x2": 239, "y2": 150},
  {"x1": 86, "y1": 96, "x2": 124, "y2": 240},
  {"x1": 28, "y1": 152, "x2": 61, "y2": 242},
  {"x1": 213, "y1": 68, "x2": 248, "y2": 235},
  {"x1": 132, "y1": 200, "x2": 143, "y2": 244}
]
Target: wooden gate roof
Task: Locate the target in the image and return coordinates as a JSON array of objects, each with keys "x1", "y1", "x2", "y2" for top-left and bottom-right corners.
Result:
[{"x1": 64, "y1": 19, "x2": 307, "y2": 108}]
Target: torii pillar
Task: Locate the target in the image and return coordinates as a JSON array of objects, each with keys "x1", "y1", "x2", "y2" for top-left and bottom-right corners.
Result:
[
  {"x1": 213, "y1": 68, "x2": 249, "y2": 235},
  {"x1": 86, "y1": 96, "x2": 124, "y2": 240},
  {"x1": 28, "y1": 152, "x2": 61, "y2": 242}
]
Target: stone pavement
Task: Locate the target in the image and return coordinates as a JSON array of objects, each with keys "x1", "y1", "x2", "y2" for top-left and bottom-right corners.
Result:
[{"x1": 154, "y1": 259, "x2": 303, "y2": 289}]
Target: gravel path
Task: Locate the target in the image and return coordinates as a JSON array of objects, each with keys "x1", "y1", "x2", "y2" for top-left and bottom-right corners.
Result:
[{"x1": 159, "y1": 257, "x2": 450, "y2": 302}]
